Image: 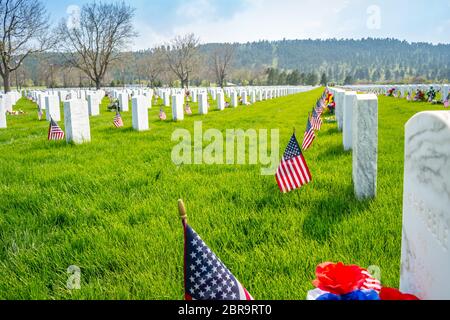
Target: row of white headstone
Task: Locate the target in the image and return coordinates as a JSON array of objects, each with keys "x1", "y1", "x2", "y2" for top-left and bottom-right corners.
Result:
[
  {"x1": 329, "y1": 86, "x2": 450, "y2": 300},
  {"x1": 328, "y1": 87, "x2": 378, "y2": 200},
  {"x1": 0, "y1": 91, "x2": 22, "y2": 129},
  {"x1": 14, "y1": 86, "x2": 311, "y2": 143},
  {"x1": 345, "y1": 84, "x2": 450, "y2": 101}
]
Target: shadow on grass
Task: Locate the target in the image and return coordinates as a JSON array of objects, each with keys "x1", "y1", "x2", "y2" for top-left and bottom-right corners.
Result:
[{"x1": 301, "y1": 183, "x2": 373, "y2": 243}]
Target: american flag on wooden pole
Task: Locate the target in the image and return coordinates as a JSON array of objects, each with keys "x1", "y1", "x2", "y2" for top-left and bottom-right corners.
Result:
[
  {"x1": 113, "y1": 111, "x2": 124, "y2": 128},
  {"x1": 179, "y1": 200, "x2": 254, "y2": 301},
  {"x1": 185, "y1": 104, "x2": 192, "y2": 115},
  {"x1": 48, "y1": 118, "x2": 65, "y2": 141},
  {"x1": 276, "y1": 133, "x2": 312, "y2": 193},
  {"x1": 302, "y1": 117, "x2": 316, "y2": 151},
  {"x1": 38, "y1": 107, "x2": 43, "y2": 121}
]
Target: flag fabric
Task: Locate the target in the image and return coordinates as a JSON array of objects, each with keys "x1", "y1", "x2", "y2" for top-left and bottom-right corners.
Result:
[
  {"x1": 444, "y1": 100, "x2": 449, "y2": 108},
  {"x1": 361, "y1": 270, "x2": 382, "y2": 293},
  {"x1": 406, "y1": 93, "x2": 411, "y2": 101},
  {"x1": 159, "y1": 109, "x2": 167, "y2": 120},
  {"x1": 302, "y1": 117, "x2": 316, "y2": 151},
  {"x1": 276, "y1": 133, "x2": 312, "y2": 193},
  {"x1": 311, "y1": 110, "x2": 322, "y2": 131},
  {"x1": 183, "y1": 221, "x2": 253, "y2": 301},
  {"x1": 38, "y1": 108, "x2": 43, "y2": 121},
  {"x1": 48, "y1": 119, "x2": 65, "y2": 141},
  {"x1": 113, "y1": 112, "x2": 124, "y2": 128}
]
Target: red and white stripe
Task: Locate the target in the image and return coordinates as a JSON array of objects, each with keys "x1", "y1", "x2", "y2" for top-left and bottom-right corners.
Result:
[
  {"x1": 275, "y1": 155, "x2": 312, "y2": 193},
  {"x1": 361, "y1": 270, "x2": 382, "y2": 293},
  {"x1": 302, "y1": 130, "x2": 315, "y2": 151}
]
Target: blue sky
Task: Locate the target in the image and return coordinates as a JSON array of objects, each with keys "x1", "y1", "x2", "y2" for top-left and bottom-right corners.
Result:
[{"x1": 47, "y1": 0, "x2": 450, "y2": 50}]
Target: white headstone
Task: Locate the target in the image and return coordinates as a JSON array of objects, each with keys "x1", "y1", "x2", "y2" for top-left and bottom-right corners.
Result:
[
  {"x1": 352, "y1": 94, "x2": 378, "y2": 199},
  {"x1": 64, "y1": 99, "x2": 91, "y2": 144},
  {"x1": 45, "y1": 95, "x2": 61, "y2": 121},
  {"x1": 163, "y1": 91, "x2": 171, "y2": 107},
  {"x1": 119, "y1": 93, "x2": 129, "y2": 112},
  {"x1": 4, "y1": 93, "x2": 13, "y2": 112},
  {"x1": 231, "y1": 91, "x2": 238, "y2": 108},
  {"x1": 87, "y1": 94, "x2": 100, "y2": 116},
  {"x1": 217, "y1": 91, "x2": 225, "y2": 111},
  {"x1": 343, "y1": 91, "x2": 357, "y2": 151},
  {"x1": 172, "y1": 94, "x2": 184, "y2": 121},
  {"x1": 132, "y1": 96, "x2": 149, "y2": 131},
  {"x1": 198, "y1": 92, "x2": 208, "y2": 115},
  {"x1": 334, "y1": 89, "x2": 345, "y2": 132},
  {"x1": 242, "y1": 91, "x2": 248, "y2": 105},
  {"x1": 0, "y1": 99, "x2": 6, "y2": 129},
  {"x1": 250, "y1": 91, "x2": 256, "y2": 104},
  {"x1": 400, "y1": 111, "x2": 450, "y2": 300}
]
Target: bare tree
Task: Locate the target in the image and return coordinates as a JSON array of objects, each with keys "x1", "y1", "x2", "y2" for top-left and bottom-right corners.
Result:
[
  {"x1": 211, "y1": 44, "x2": 234, "y2": 88},
  {"x1": 164, "y1": 33, "x2": 199, "y2": 89},
  {"x1": 141, "y1": 47, "x2": 165, "y2": 88},
  {"x1": 57, "y1": 1, "x2": 137, "y2": 89},
  {"x1": 0, "y1": 0, "x2": 54, "y2": 92}
]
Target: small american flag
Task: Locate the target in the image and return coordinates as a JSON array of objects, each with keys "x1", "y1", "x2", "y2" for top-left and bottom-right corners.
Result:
[
  {"x1": 113, "y1": 112, "x2": 124, "y2": 128},
  {"x1": 183, "y1": 221, "x2": 253, "y2": 300},
  {"x1": 48, "y1": 118, "x2": 65, "y2": 141},
  {"x1": 185, "y1": 104, "x2": 192, "y2": 115},
  {"x1": 38, "y1": 108, "x2": 43, "y2": 121},
  {"x1": 302, "y1": 117, "x2": 316, "y2": 151},
  {"x1": 276, "y1": 133, "x2": 312, "y2": 193},
  {"x1": 444, "y1": 100, "x2": 449, "y2": 108},
  {"x1": 159, "y1": 109, "x2": 167, "y2": 120},
  {"x1": 406, "y1": 93, "x2": 411, "y2": 101},
  {"x1": 311, "y1": 110, "x2": 322, "y2": 131},
  {"x1": 361, "y1": 270, "x2": 382, "y2": 293}
]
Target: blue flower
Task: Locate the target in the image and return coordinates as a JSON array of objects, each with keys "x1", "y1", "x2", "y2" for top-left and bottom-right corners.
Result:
[{"x1": 317, "y1": 290, "x2": 380, "y2": 301}]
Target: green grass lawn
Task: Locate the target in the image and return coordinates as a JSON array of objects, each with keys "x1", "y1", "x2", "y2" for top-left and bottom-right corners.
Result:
[{"x1": 0, "y1": 88, "x2": 447, "y2": 300}]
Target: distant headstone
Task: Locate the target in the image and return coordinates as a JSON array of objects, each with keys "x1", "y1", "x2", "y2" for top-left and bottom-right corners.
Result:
[
  {"x1": 132, "y1": 96, "x2": 149, "y2": 131},
  {"x1": 250, "y1": 91, "x2": 256, "y2": 104},
  {"x1": 217, "y1": 91, "x2": 225, "y2": 111},
  {"x1": 352, "y1": 94, "x2": 378, "y2": 199},
  {"x1": 400, "y1": 111, "x2": 450, "y2": 300},
  {"x1": 119, "y1": 93, "x2": 129, "y2": 112},
  {"x1": 0, "y1": 99, "x2": 6, "y2": 129},
  {"x1": 343, "y1": 91, "x2": 357, "y2": 151},
  {"x1": 163, "y1": 91, "x2": 171, "y2": 107},
  {"x1": 64, "y1": 99, "x2": 91, "y2": 144},
  {"x1": 334, "y1": 89, "x2": 345, "y2": 132},
  {"x1": 198, "y1": 92, "x2": 208, "y2": 115},
  {"x1": 231, "y1": 91, "x2": 238, "y2": 108},
  {"x1": 172, "y1": 94, "x2": 184, "y2": 121},
  {"x1": 45, "y1": 95, "x2": 61, "y2": 121},
  {"x1": 87, "y1": 94, "x2": 100, "y2": 116},
  {"x1": 242, "y1": 91, "x2": 248, "y2": 105}
]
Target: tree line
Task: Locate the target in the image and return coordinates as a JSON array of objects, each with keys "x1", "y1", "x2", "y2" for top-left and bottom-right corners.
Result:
[{"x1": 1, "y1": 0, "x2": 449, "y2": 93}]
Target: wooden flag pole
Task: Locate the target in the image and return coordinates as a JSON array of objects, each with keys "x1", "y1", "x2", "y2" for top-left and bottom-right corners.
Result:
[{"x1": 178, "y1": 199, "x2": 187, "y2": 223}]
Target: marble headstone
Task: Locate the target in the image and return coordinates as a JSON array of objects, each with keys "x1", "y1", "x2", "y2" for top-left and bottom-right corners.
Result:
[
  {"x1": 64, "y1": 99, "x2": 91, "y2": 144},
  {"x1": 198, "y1": 92, "x2": 208, "y2": 115},
  {"x1": 231, "y1": 92, "x2": 238, "y2": 108},
  {"x1": 400, "y1": 111, "x2": 450, "y2": 300},
  {"x1": 45, "y1": 95, "x2": 61, "y2": 121},
  {"x1": 343, "y1": 91, "x2": 357, "y2": 151},
  {"x1": 172, "y1": 94, "x2": 184, "y2": 121},
  {"x1": 132, "y1": 96, "x2": 149, "y2": 131},
  {"x1": 334, "y1": 89, "x2": 345, "y2": 132},
  {"x1": 87, "y1": 94, "x2": 100, "y2": 116},
  {"x1": 119, "y1": 93, "x2": 129, "y2": 112},
  {"x1": 0, "y1": 99, "x2": 6, "y2": 129},
  {"x1": 352, "y1": 94, "x2": 378, "y2": 199},
  {"x1": 217, "y1": 91, "x2": 225, "y2": 111}
]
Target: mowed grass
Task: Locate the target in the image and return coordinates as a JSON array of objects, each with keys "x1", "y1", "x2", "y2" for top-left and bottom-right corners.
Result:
[{"x1": 0, "y1": 89, "x2": 446, "y2": 300}]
